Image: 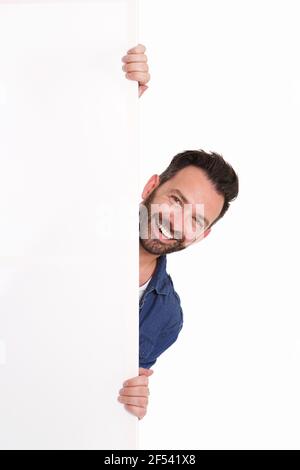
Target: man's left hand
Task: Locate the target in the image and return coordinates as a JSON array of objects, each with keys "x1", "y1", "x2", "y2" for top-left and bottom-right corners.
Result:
[{"x1": 118, "y1": 367, "x2": 154, "y2": 420}]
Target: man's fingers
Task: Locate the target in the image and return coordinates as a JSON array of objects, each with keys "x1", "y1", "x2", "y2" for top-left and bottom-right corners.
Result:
[
  {"x1": 122, "y1": 44, "x2": 150, "y2": 96},
  {"x1": 125, "y1": 72, "x2": 151, "y2": 85},
  {"x1": 123, "y1": 375, "x2": 149, "y2": 387},
  {"x1": 124, "y1": 404, "x2": 147, "y2": 420},
  {"x1": 122, "y1": 62, "x2": 148, "y2": 73},
  {"x1": 139, "y1": 367, "x2": 154, "y2": 377},
  {"x1": 119, "y1": 386, "x2": 149, "y2": 397},
  {"x1": 122, "y1": 53, "x2": 147, "y2": 63},
  {"x1": 127, "y1": 43, "x2": 146, "y2": 54},
  {"x1": 118, "y1": 395, "x2": 148, "y2": 407}
]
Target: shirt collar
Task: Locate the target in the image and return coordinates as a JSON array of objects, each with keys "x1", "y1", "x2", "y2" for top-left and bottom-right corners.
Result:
[{"x1": 146, "y1": 254, "x2": 170, "y2": 296}]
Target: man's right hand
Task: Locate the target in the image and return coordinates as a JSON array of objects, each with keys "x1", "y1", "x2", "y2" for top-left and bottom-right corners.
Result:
[
  {"x1": 118, "y1": 367, "x2": 154, "y2": 420},
  {"x1": 122, "y1": 44, "x2": 150, "y2": 98}
]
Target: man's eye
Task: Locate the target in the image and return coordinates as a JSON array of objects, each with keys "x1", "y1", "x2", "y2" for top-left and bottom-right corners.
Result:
[{"x1": 171, "y1": 196, "x2": 182, "y2": 206}]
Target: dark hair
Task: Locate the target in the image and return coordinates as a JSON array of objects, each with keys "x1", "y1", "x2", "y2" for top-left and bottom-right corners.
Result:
[{"x1": 158, "y1": 149, "x2": 239, "y2": 229}]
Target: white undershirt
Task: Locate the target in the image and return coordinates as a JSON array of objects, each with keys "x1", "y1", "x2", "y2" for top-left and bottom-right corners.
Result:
[{"x1": 139, "y1": 276, "x2": 152, "y2": 300}]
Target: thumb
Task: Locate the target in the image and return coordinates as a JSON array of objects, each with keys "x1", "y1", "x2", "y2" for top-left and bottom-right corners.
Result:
[
  {"x1": 139, "y1": 367, "x2": 154, "y2": 377},
  {"x1": 138, "y1": 84, "x2": 148, "y2": 98}
]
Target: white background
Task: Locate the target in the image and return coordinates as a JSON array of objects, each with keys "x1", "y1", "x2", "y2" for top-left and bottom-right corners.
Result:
[
  {"x1": 0, "y1": 0, "x2": 139, "y2": 450},
  {"x1": 138, "y1": 0, "x2": 300, "y2": 449}
]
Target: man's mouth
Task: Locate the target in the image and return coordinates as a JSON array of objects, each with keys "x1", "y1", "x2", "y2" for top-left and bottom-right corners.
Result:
[
  {"x1": 158, "y1": 221, "x2": 173, "y2": 239},
  {"x1": 152, "y1": 216, "x2": 177, "y2": 242}
]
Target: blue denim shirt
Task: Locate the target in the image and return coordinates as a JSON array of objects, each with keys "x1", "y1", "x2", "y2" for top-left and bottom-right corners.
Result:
[{"x1": 139, "y1": 254, "x2": 184, "y2": 369}]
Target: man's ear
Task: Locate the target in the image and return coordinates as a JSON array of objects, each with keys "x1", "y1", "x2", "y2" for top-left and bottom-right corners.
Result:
[{"x1": 141, "y1": 174, "x2": 160, "y2": 200}]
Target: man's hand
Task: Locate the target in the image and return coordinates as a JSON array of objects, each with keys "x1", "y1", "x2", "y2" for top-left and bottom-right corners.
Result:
[
  {"x1": 118, "y1": 367, "x2": 154, "y2": 420},
  {"x1": 122, "y1": 44, "x2": 150, "y2": 98}
]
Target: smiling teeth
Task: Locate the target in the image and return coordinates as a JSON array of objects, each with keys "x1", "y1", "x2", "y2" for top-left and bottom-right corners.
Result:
[{"x1": 158, "y1": 223, "x2": 173, "y2": 239}]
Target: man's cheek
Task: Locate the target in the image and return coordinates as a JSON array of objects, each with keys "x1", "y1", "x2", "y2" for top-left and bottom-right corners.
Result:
[
  {"x1": 184, "y1": 217, "x2": 202, "y2": 242},
  {"x1": 170, "y1": 208, "x2": 184, "y2": 238}
]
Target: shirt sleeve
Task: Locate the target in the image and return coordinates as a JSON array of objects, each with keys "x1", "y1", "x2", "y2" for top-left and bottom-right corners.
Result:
[
  {"x1": 139, "y1": 315, "x2": 183, "y2": 369},
  {"x1": 139, "y1": 357, "x2": 157, "y2": 369}
]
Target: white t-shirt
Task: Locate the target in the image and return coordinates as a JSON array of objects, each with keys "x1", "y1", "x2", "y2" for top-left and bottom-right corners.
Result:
[{"x1": 139, "y1": 276, "x2": 152, "y2": 300}]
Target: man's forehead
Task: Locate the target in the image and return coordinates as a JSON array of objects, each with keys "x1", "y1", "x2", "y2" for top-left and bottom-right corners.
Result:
[
  {"x1": 161, "y1": 166, "x2": 209, "y2": 188},
  {"x1": 160, "y1": 180, "x2": 206, "y2": 198}
]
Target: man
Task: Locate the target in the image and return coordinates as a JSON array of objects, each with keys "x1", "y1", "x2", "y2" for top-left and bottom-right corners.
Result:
[{"x1": 118, "y1": 44, "x2": 239, "y2": 420}]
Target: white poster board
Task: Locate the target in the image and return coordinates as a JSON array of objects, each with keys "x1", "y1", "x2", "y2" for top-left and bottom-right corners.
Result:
[{"x1": 0, "y1": 0, "x2": 139, "y2": 449}]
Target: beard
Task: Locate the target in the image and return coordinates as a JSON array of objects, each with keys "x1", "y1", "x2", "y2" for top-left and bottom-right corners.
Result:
[{"x1": 139, "y1": 188, "x2": 187, "y2": 255}]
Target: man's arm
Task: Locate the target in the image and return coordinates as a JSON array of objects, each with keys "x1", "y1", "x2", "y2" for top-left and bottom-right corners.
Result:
[{"x1": 122, "y1": 43, "x2": 150, "y2": 98}]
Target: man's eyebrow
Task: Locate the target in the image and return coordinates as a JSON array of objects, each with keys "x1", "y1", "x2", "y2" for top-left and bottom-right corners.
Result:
[{"x1": 169, "y1": 188, "x2": 210, "y2": 228}]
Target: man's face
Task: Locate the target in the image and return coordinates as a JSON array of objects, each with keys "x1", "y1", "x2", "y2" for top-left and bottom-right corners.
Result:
[{"x1": 139, "y1": 165, "x2": 225, "y2": 255}]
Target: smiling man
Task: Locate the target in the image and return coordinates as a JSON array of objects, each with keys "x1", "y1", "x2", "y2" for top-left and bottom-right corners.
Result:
[{"x1": 118, "y1": 45, "x2": 239, "y2": 420}]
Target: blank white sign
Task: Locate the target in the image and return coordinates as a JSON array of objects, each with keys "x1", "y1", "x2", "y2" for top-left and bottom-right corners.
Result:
[{"x1": 0, "y1": 0, "x2": 139, "y2": 449}]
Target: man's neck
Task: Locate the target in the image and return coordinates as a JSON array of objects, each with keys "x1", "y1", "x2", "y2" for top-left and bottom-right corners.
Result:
[{"x1": 139, "y1": 242, "x2": 160, "y2": 287}]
